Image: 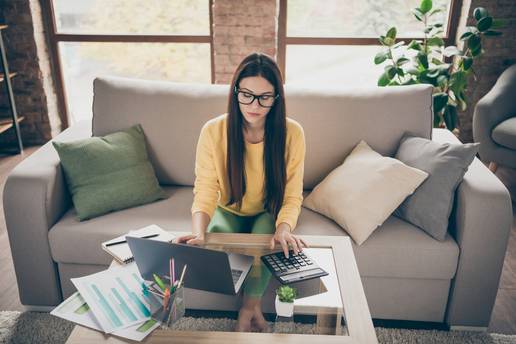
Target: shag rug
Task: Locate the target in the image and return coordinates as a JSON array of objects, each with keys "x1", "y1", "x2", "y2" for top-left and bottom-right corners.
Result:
[{"x1": 1, "y1": 311, "x2": 515, "y2": 344}]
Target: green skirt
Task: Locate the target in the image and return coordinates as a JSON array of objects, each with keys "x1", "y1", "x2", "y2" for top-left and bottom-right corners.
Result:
[{"x1": 207, "y1": 206, "x2": 274, "y2": 298}]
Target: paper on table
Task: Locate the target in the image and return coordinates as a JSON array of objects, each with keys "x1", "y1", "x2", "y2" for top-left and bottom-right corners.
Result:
[
  {"x1": 71, "y1": 262, "x2": 163, "y2": 333},
  {"x1": 51, "y1": 291, "x2": 160, "y2": 341},
  {"x1": 102, "y1": 224, "x2": 176, "y2": 264}
]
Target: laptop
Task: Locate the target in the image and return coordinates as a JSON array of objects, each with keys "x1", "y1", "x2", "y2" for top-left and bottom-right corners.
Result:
[{"x1": 126, "y1": 236, "x2": 254, "y2": 295}]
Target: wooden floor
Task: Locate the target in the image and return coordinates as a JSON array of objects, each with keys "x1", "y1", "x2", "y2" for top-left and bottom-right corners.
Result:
[{"x1": 0, "y1": 146, "x2": 515, "y2": 334}]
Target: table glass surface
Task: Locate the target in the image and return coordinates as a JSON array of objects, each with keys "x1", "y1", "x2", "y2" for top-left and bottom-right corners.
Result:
[{"x1": 166, "y1": 242, "x2": 348, "y2": 336}]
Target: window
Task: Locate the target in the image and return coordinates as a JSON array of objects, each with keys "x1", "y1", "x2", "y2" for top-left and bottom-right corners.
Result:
[
  {"x1": 46, "y1": 0, "x2": 213, "y2": 125},
  {"x1": 279, "y1": 0, "x2": 458, "y2": 87}
]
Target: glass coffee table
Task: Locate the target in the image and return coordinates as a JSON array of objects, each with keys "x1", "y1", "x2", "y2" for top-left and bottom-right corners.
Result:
[{"x1": 65, "y1": 233, "x2": 377, "y2": 344}]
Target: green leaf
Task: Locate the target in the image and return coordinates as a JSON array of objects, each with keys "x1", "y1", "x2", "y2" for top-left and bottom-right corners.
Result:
[
  {"x1": 427, "y1": 37, "x2": 445, "y2": 46},
  {"x1": 462, "y1": 56, "x2": 473, "y2": 70},
  {"x1": 484, "y1": 30, "x2": 502, "y2": 36},
  {"x1": 412, "y1": 8, "x2": 424, "y2": 21},
  {"x1": 385, "y1": 65, "x2": 397, "y2": 79},
  {"x1": 384, "y1": 37, "x2": 395, "y2": 46},
  {"x1": 408, "y1": 40, "x2": 422, "y2": 51},
  {"x1": 427, "y1": 68, "x2": 440, "y2": 78},
  {"x1": 443, "y1": 106, "x2": 458, "y2": 130},
  {"x1": 468, "y1": 34, "x2": 481, "y2": 50},
  {"x1": 396, "y1": 57, "x2": 410, "y2": 66},
  {"x1": 432, "y1": 57, "x2": 443, "y2": 65},
  {"x1": 420, "y1": 0, "x2": 433, "y2": 14},
  {"x1": 477, "y1": 16, "x2": 493, "y2": 32},
  {"x1": 471, "y1": 44, "x2": 483, "y2": 57},
  {"x1": 443, "y1": 46, "x2": 462, "y2": 57},
  {"x1": 378, "y1": 72, "x2": 391, "y2": 86},
  {"x1": 374, "y1": 50, "x2": 389, "y2": 64},
  {"x1": 449, "y1": 71, "x2": 467, "y2": 94},
  {"x1": 460, "y1": 31, "x2": 474, "y2": 41},
  {"x1": 473, "y1": 7, "x2": 488, "y2": 21},
  {"x1": 433, "y1": 23, "x2": 443, "y2": 28},
  {"x1": 433, "y1": 92, "x2": 448, "y2": 113},
  {"x1": 417, "y1": 53, "x2": 429, "y2": 69},
  {"x1": 402, "y1": 78, "x2": 417, "y2": 85},
  {"x1": 430, "y1": 8, "x2": 443, "y2": 16},
  {"x1": 386, "y1": 27, "x2": 397, "y2": 40}
]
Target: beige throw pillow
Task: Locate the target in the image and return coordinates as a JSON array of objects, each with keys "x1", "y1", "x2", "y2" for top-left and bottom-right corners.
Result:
[{"x1": 303, "y1": 140, "x2": 428, "y2": 245}]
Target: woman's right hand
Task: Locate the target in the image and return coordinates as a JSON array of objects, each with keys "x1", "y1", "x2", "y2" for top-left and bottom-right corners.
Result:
[{"x1": 174, "y1": 234, "x2": 205, "y2": 246}]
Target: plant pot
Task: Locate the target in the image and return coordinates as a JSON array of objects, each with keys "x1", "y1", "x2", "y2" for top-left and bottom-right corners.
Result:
[{"x1": 275, "y1": 295, "x2": 294, "y2": 317}]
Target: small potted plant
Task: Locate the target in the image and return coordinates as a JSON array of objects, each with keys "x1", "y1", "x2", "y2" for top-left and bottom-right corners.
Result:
[{"x1": 275, "y1": 285, "x2": 297, "y2": 317}]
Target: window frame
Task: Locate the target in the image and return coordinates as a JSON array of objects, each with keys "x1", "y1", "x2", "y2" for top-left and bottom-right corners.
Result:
[
  {"x1": 277, "y1": 0, "x2": 463, "y2": 79},
  {"x1": 41, "y1": 0, "x2": 215, "y2": 129}
]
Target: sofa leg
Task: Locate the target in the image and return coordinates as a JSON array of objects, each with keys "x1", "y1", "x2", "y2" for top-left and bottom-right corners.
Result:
[
  {"x1": 488, "y1": 162, "x2": 498, "y2": 173},
  {"x1": 450, "y1": 326, "x2": 488, "y2": 332}
]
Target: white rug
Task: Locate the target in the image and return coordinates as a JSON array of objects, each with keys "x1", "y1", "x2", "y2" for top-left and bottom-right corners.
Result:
[{"x1": 1, "y1": 311, "x2": 515, "y2": 344}]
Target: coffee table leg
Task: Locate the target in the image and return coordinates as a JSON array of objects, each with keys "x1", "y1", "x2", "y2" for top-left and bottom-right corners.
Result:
[{"x1": 315, "y1": 308, "x2": 342, "y2": 335}]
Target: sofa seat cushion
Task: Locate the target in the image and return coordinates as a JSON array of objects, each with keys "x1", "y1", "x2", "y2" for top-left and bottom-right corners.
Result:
[
  {"x1": 49, "y1": 187, "x2": 459, "y2": 281},
  {"x1": 294, "y1": 204, "x2": 459, "y2": 280},
  {"x1": 492, "y1": 117, "x2": 516, "y2": 150},
  {"x1": 49, "y1": 186, "x2": 194, "y2": 265}
]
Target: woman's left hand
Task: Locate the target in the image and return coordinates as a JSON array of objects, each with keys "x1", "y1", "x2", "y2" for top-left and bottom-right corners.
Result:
[{"x1": 269, "y1": 224, "x2": 308, "y2": 258}]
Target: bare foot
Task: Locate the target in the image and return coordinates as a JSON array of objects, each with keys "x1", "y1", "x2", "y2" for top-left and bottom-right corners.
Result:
[
  {"x1": 251, "y1": 308, "x2": 268, "y2": 332},
  {"x1": 236, "y1": 306, "x2": 253, "y2": 332}
]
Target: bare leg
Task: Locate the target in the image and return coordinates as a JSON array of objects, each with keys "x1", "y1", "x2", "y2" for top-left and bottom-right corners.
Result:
[{"x1": 236, "y1": 296, "x2": 267, "y2": 332}]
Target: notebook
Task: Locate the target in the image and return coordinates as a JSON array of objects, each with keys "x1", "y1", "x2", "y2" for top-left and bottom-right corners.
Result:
[{"x1": 102, "y1": 224, "x2": 176, "y2": 264}]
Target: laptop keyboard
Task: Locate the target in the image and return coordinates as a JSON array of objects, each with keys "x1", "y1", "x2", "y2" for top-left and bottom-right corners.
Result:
[{"x1": 231, "y1": 269, "x2": 243, "y2": 284}]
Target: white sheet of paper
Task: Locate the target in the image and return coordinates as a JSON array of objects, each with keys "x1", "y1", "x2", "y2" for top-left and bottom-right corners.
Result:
[
  {"x1": 71, "y1": 262, "x2": 163, "y2": 333},
  {"x1": 51, "y1": 291, "x2": 160, "y2": 341}
]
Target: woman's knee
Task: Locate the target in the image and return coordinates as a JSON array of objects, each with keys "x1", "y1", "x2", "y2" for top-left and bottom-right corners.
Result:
[{"x1": 250, "y1": 212, "x2": 275, "y2": 234}]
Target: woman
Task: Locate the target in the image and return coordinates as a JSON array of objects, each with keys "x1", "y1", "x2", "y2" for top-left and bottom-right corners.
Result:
[{"x1": 176, "y1": 52, "x2": 307, "y2": 332}]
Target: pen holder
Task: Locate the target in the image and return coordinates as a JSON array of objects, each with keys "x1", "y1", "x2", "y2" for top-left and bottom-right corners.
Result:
[{"x1": 150, "y1": 283, "x2": 185, "y2": 327}]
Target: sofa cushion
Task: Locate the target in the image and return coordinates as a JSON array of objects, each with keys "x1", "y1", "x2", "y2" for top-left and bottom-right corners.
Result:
[
  {"x1": 492, "y1": 117, "x2": 516, "y2": 150},
  {"x1": 303, "y1": 140, "x2": 428, "y2": 245},
  {"x1": 92, "y1": 76, "x2": 433, "y2": 189},
  {"x1": 295, "y1": 206, "x2": 459, "y2": 280},
  {"x1": 52, "y1": 124, "x2": 167, "y2": 221},
  {"x1": 394, "y1": 135, "x2": 479, "y2": 241},
  {"x1": 48, "y1": 187, "x2": 459, "y2": 280}
]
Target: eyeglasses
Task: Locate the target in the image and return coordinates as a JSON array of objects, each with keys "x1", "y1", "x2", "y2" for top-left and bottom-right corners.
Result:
[{"x1": 234, "y1": 87, "x2": 279, "y2": 108}]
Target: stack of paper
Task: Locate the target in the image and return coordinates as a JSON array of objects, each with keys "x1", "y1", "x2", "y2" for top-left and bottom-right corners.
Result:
[{"x1": 51, "y1": 225, "x2": 177, "y2": 341}]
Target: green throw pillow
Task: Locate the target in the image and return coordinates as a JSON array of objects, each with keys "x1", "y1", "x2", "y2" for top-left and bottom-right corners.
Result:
[{"x1": 52, "y1": 124, "x2": 167, "y2": 221}]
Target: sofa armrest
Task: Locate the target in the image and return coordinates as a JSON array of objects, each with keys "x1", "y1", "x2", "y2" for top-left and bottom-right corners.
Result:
[
  {"x1": 3, "y1": 121, "x2": 91, "y2": 306},
  {"x1": 473, "y1": 64, "x2": 516, "y2": 166},
  {"x1": 432, "y1": 128, "x2": 513, "y2": 327}
]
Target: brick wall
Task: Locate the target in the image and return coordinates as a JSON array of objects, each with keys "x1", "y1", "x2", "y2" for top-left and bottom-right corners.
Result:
[
  {"x1": 456, "y1": 0, "x2": 516, "y2": 143},
  {"x1": 212, "y1": 0, "x2": 278, "y2": 84},
  {"x1": 0, "y1": 0, "x2": 60, "y2": 147}
]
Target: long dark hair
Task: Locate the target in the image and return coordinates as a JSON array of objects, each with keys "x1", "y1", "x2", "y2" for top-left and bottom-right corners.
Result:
[{"x1": 225, "y1": 53, "x2": 287, "y2": 221}]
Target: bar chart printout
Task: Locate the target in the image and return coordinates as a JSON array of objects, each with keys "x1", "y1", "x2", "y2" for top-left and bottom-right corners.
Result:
[{"x1": 72, "y1": 262, "x2": 162, "y2": 333}]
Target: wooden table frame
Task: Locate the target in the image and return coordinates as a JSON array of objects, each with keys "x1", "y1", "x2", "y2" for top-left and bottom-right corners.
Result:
[{"x1": 65, "y1": 233, "x2": 378, "y2": 344}]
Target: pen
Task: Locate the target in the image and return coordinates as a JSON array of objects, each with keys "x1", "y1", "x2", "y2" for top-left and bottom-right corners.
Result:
[
  {"x1": 106, "y1": 234, "x2": 159, "y2": 247},
  {"x1": 178, "y1": 264, "x2": 187, "y2": 288}
]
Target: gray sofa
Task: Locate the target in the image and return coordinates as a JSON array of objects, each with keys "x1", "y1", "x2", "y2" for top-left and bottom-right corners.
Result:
[
  {"x1": 3, "y1": 76, "x2": 513, "y2": 329},
  {"x1": 473, "y1": 64, "x2": 516, "y2": 171}
]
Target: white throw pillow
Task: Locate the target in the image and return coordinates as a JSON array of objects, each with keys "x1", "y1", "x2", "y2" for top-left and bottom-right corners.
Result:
[{"x1": 303, "y1": 140, "x2": 429, "y2": 245}]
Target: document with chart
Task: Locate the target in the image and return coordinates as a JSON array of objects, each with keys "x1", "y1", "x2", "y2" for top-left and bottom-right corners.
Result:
[
  {"x1": 51, "y1": 291, "x2": 160, "y2": 341},
  {"x1": 71, "y1": 262, "x2": 162, "y2": 333}
]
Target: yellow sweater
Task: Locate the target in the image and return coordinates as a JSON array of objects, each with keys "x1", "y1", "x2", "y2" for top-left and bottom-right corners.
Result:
[{"x1": 191, "y1": 113, "x2": 305, "y2": 231}]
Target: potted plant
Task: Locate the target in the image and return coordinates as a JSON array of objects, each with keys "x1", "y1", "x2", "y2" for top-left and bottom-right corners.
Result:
[
  {"x1": 373, "y1": 0, "x2": 504, "y2": 131},
  {"x1": 275, "y1": 285, "x2": 297, "y2": 317}
]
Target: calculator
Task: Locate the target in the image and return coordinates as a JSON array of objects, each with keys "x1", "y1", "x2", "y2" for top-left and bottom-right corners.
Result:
[{"x1": 261, "y1": 250, "x2": 328, "y2": 284}]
